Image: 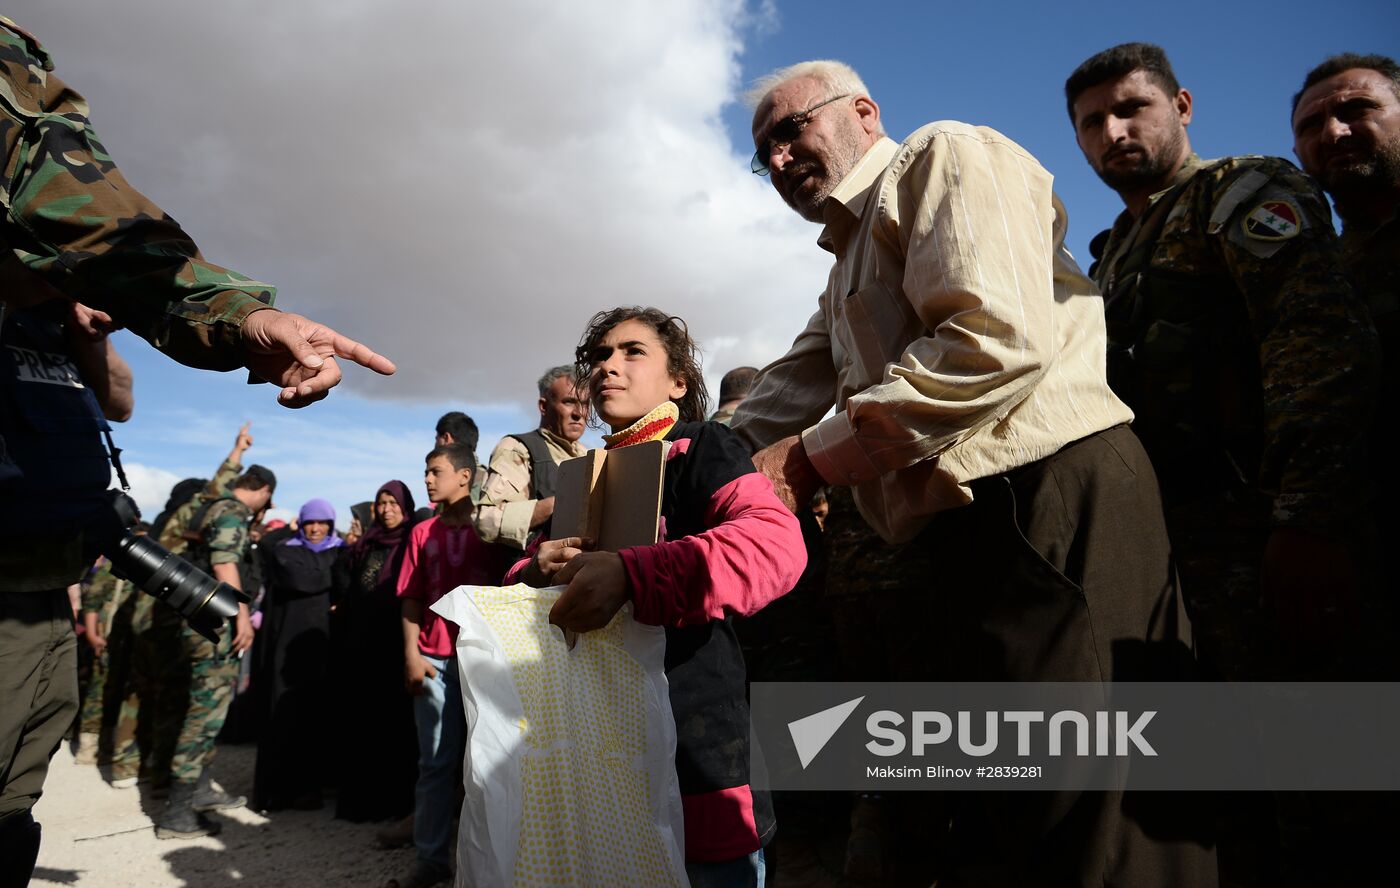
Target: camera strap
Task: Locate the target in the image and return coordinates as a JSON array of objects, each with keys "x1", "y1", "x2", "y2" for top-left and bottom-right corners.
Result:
[{"x1": 105, "y1": 426, "x2": 129, "y2": 491}]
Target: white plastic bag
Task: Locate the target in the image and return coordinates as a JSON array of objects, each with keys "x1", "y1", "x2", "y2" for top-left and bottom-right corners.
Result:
[{"x1": 431, "y1": 583, "x2": 688, "y2": 887}]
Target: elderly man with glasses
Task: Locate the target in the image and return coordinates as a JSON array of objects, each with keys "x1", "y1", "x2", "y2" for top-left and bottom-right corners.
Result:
[{"x1": 730, "y1": 60, "x2": 1217, "y2": 887}]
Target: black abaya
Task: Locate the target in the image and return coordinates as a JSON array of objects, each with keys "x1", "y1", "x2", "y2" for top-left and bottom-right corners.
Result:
[
  {"x1": 328, "y1": 542, "x2": 417, "y2": 822},
  {"x1": 252, "y1": 542, "x2": 338, "y2": 810}
]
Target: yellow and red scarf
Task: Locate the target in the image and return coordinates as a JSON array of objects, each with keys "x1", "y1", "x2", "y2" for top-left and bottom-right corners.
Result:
[{"x1": 602, "y1": 401, "x2": 679, "y2": 450}]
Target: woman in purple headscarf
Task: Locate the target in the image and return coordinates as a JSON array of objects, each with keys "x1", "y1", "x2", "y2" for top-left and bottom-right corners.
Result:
[
  {"x1": 252, "y1": 498, "x2": 345, "y2": 811},
  {"x1": 330, "y1": 481, "x2": 420, "y2": 822}
]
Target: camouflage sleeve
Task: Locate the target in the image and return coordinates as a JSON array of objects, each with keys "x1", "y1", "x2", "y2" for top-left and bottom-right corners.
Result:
[
  {"x1": 112, "y1": 577, "x2": 137, "y2": 613},
  {"x1": 80, "y1": 561, "x2": 116, "y2": 613},
  {"x1": 473, "y1": 436, "x2": 536, "y2": 549},
  {"x1": 0, "y1": 21, "x2": 275, "y2": 371},
  {"x1": 1214, "y1": 159, "x2": 1380, "y2": 528},
  {"x1": 157, "y1": 498, "x2": 199, "y2": 553},
  {"x1": 207, "y1": 459, "x2": 240, "y2": 497},
  {"x1": 200, "y1": 500, "x2": 251, "y2": 565}
]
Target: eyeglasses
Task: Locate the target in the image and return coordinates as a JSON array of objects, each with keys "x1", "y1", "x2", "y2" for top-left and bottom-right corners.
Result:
[{"x1": 751, "y1": 94, "x2": 851, "y2": 176}]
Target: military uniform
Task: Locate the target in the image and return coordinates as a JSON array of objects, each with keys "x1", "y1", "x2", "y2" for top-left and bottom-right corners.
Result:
[
  {"x1": 1343, "y1": 208, "x2": 1400, "y2": 334},
  {"x1": 107, "y1": 594, "x2": 181, "y2": 783},
  {"x1": 474, "y1": 427, "x2": 586, "y2": 550},
  {"x1": 0, "y1": 17, "x2": 275, "y2": 872},
  {"x1": 707, "y1": 405, "x2": 737, "y2": 426},
  {"x1": 1093, "y1": 153, "x2": 1378, "y2": 680},
  {"x1": 161, "y1": 495, "x2": 251, "y2": 786},
  {"x1": 157, "y1": 459, "x2": 243, "y2": 554},
  {"x1": 0, "y1": 22, "x2": 273, "y2": 590},
  {"x1": 1341, "y1": 209, "x2": 1399, "y2": 542},
  {"x1": 107, "y1": 460, "x2": 243, "y2": 782},
  {"x1": 76, "y1": 562, "x2": 137, "y2": 741}
]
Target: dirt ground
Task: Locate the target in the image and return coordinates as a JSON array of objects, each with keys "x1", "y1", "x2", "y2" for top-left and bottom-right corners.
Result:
[{"x1": 31, "y1": 742, "x2": 418, "y2": 888}]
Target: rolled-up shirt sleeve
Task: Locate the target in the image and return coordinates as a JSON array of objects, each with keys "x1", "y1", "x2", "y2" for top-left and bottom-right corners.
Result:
[{"x1": 474, "y1": 437, "x2": 536, "y2": 549}]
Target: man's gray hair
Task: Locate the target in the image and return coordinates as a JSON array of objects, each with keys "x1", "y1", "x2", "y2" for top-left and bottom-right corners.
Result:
[
  {"x1": 744, "y1": 60, "x2": 884, "y2": 135},
  {"x1": 537, "y1": 365, "x2": 575, "y2": 397}
]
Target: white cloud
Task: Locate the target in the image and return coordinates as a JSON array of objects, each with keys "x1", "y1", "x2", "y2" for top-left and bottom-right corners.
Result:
[
  {"x1": 12, "y1": 0, "x2": 827, "y2": 406},
  {"x1": 116, "y1": 461, "x2": 183, "y2": 517}
]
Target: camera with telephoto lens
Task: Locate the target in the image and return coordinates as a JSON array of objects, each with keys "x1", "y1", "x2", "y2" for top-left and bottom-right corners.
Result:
[{"x1": 84, "y1": 490, "x2": 249, "y2": 642}]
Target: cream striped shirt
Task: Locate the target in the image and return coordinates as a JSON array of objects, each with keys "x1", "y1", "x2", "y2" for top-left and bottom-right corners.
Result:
[{"x1": 732, "y1": 124, "x2": 1133, "y2": 543}]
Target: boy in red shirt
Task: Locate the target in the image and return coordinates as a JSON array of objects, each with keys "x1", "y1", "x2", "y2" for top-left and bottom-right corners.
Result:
[{"x1": 392, "y1": 444, "x2": 500, "y2": 888}]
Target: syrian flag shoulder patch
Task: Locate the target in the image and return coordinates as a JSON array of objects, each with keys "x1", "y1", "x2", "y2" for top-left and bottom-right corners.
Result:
[{"x1": 1242, "y1": 199, "x2": 1302, "y2": 241}]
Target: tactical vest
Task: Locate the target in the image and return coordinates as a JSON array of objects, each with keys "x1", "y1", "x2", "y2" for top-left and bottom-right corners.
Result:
[
  {"x1": 1096, "y1": 162, "x2": 1264, "y2": 497},
  {"x1": 504, "y1": 429, "x2": 559, "y2": 546},
  {"x1": 179, "y1": 497, "x2": 248, "y2": 576},
  {"x1": 0, "y1": 304, "x2": 114, "y2": 536},
  {"x1": 507, "y1": 429, "x2": 559, "y2": 500}
]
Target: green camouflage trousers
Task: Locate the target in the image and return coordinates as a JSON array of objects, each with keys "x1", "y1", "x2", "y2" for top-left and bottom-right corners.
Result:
[
  {"x1": 109, "y1": 597, "x2": 179, "y2": 779},
  {"x1": 78, "y1": 650, "x2": 109, "y2": 737},
  {"x1": 109, "y1": 603, "x2": 237, "y2": 785},
  {"x1": 78, "y1": 595, "x2": 137, "y2": 738},
  {"x1": 168, "y1": 618, "x2": 238, "y2": 785}
]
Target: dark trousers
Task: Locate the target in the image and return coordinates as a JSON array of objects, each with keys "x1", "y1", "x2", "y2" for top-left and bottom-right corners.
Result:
[
  {"x1": 0, "y1": 589, "x2": 78, "y2": 886},
  {"x1": 855, "y1": 426, "x2": 1217, "y2": 887},
  {"x1": 0, "y1": 590, "x2": 77, "y2": 824}
]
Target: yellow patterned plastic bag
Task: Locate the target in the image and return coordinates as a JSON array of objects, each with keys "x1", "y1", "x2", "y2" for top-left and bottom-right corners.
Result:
[{"x1": 431, "y1": 583, "x2": 688, "y2": 887}]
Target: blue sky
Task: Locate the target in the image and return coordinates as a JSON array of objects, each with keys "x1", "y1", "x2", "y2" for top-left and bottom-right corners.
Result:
[
  {"x1": 14, "y1": 0, "x2": 1395, "y2": 526},
  {"x1": 725, "y1": 0, "x2": 1399, "y2": 252}
]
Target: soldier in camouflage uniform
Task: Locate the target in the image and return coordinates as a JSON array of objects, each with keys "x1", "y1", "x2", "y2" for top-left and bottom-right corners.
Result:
[
  {"x1": 1069, "y1": 43, "x2": 1383, "y2": 888},
  {"x1": 152, "y1": 465, "x2": 273, "y2": 840},
  {"x1": 74, "y1": 557, "x2": 138, "y2": 764},
  {"x1": 0, "y1": 17, "x2": 391, "y2": 878},
  {"x1": 1290, "y1": 60, "x2": 1400, "y2": 886},
  {"x1": 1066, "y1": 44, "x2": 1379, "y2": 683},
  {"x1": 105, "y1": 426, "x2": 254, "y2": 787},
  {"x1": 1292, "y1": 53, "x2": 1400, "y2": 558}
]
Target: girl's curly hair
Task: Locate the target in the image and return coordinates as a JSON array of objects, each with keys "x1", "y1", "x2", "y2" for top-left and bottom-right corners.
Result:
[{"x1": 574, "y1": 306, "x2": 709, "y2": 425}]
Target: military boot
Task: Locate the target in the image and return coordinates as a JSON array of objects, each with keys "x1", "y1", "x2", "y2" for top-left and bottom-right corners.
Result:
[
  {"x1": 0, "y1": 811, "x2": 41, "y2": 888},
  {"x1": 101, "y1": 758, "x2": 139, "y2": 788},
  {"x1": 190, "y1": 767, "x2": 246, "y2": 812},
  {"x1": 156, "y1": 781, "x2": 222, "y2": 839},
  {"x1": 73, "y1": 731, "x2": 100, "y2": 765}
]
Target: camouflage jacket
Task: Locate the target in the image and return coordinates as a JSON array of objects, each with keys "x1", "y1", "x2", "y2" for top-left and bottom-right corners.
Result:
[
  {"x1": 157, "y1": 458, "x2": 242, "y2": 554},
  {"x1": 707, "y1": 406, "x2": 736, "y2": 426},
  {"x1": 187, "y1": 495, "x2": 254, "y2": 570},
  {"x1": 79, "y1": 558, "x2": 135, "y2": 635},
  {"x1": 1341, "y1": 207, "x2": 1399, "y2": 508},
  {"x1": 1094, "y1": 154, "x2": 1379, "y2": 529},
  {"x1": 0, "y1": 18, "x2": 274, "y2": 370},
  {"x1": 1340, "y1": 207, "x2": 1398, "y2": 352}
]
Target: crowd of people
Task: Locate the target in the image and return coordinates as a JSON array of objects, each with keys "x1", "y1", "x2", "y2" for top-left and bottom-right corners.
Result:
[
  {"x1": 2, "y1": 9, "x2": 1398, "y2": 888},
  {"x1": 64, "y1": 346, "x2": 802, "y2": 888}
]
